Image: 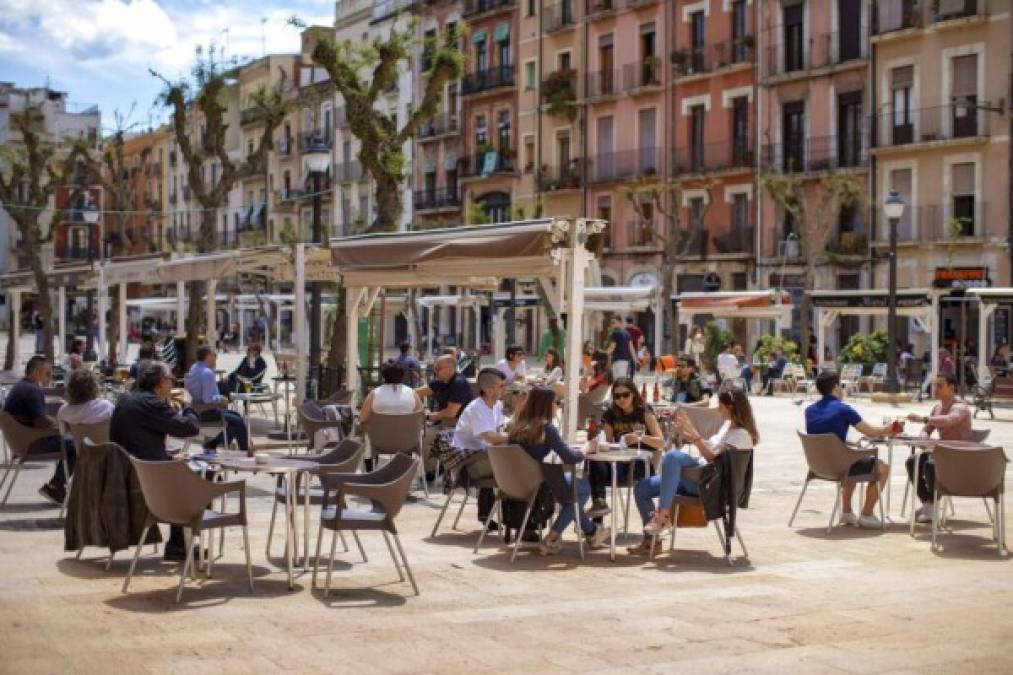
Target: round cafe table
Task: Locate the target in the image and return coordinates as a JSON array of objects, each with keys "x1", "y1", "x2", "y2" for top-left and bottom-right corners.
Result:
[
  {"x1": 200, "y1": 452, "x2": 317, "y2": 590},
  {"x1": 585, "y1": 444, "x2": 655, "y2": 562}
]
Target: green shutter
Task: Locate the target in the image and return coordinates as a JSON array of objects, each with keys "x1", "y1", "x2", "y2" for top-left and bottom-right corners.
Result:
[
  {"x1": 494, "y1": 23, "x2": 510, "y2": 43},
  {"x1": 471, "y1": 30, "x2": 487, "y2": 44}
]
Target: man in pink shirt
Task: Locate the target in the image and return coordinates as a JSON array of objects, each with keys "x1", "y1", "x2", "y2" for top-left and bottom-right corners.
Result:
[{"x1": 904, "y1": 373, "x2": 973, "y2": 522}]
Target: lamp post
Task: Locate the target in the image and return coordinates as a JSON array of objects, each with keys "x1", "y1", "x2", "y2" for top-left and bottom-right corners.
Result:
[
  {"x1": 304, "y1": 137, "x2": 331, "y2": 397},
  {"x1": 82, "y1": 199, "x2": 100, "y2": 362},
  {"x1": 882, "y1": 189, "x2": 906, "y2": 394}
]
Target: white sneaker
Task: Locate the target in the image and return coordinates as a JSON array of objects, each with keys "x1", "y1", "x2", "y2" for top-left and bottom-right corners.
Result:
[
  {"x1": 858, "y1": 513, "x2": 883, "y2": 529},
  {"x1": 839, "y1": 511, "x2": 859, "y2": 526},
  {"x1": 587, "y1": 524, "x2": 611, "y2": 549},
  {"x1": 916, "y1": 503, "x2": 935, "y2": 524}
]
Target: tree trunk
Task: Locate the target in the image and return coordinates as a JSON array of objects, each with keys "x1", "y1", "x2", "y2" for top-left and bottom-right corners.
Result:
[
  {"x1": 371, "y1": 173, "x2": 402, "y2": 232},
  {"x1": 184, "y1": 279, "x2": 204, "y2": 367},
  {"x1": 800, "y1": 264, "x2": 815, "y2": 351},
  {"x1": 29, "y1": 261, "x2": 55, "y2": 362},
  {"x1": 107, "y1": 289, "x2": 120, "y2": 364},
  {"x1": 324, "y1": 288, "x2": 347, "y2": 395}
]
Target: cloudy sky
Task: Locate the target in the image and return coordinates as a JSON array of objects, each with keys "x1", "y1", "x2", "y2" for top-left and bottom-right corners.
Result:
[{"x1": 0, "y1": 0, "x2": 333, "y2": 132}]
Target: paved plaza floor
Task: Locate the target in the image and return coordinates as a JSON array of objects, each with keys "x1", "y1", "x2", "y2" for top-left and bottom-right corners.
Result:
[{"x1": 0, "y1": 382, "x2": 1011, "y2": 673}]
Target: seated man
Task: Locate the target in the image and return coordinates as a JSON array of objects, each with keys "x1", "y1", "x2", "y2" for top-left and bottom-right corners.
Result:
[
  {"x1": 111, "y1": 360, "x2": 200, "y2": 560},
  {"x1": 226, "y1": 343, "x2": 267, "y2": 394},
  {"x1": 904, "y1": 373, "x2": 973, "y2": 523},
  {"x1": 763, "y1": 349, "x2": 789, "y2": 395},
  {"x1": 670, "y1": 355, "x2": 711, "y2": 407},
  {"x1": 805, "y1": 371, "x2": 895, "y2": 529},
  {"x1": 3, "y1": 355, "x2": 75, "y2": 505},
  {"x1": 129, "y1": 343, "x2": 156, "y2": 379},
  {"x1": 184, "y1": 346, "x2": 249, "y2": 452},
  {"x1": 452, "y1": 367, "x2": 509, "y2": 531},
  {"x1": 415, "y1": 354, "x2": 473, "y2": 425}
]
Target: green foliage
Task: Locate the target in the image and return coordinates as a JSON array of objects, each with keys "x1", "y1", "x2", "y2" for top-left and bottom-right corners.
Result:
[
  {"x1": 702, "y1": 321, "x2": 734, "y2": 373},
  {"x1": 542, "y1": 69, "x2": 578, "y2": 121},
  {"x1": 839, "y1": 329, "x2": 888, "y2": 367},
  {"x1": 753, "y1": 334, "x2": 802, "y2": 365},
  {"x1": 467, "y1": 203, "x2": 489, "y2": 226}
]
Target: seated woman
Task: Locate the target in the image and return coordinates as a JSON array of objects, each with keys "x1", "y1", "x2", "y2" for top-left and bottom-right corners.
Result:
[
  {"x1": 538, "y1": 347, "x2": 566, "y2": 400},
  {"x1": 588, "y1": 378, "x2": 665, "y2": 516},
  {"x1": 507, "y1": 386, "x2": 610, "y2": 556},
  {"x1": 227, "y1": 343, "x2": 267, "y2": 393},
  {"x1": 359, "y1": 359, "x2": 423, "y2": 425},
  {"x1": 57, "y1": 368, "x2": 116, "y2": 436},
  {"x1": 580, "y1": 351, "x2": 612, "y2": 394},
  {"x1": 628, "y1": 388, "x2": 758, "y2": 554}
]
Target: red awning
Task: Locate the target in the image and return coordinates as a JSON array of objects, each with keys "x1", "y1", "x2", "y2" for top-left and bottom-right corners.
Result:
[{"x1": 678, "y1": 291, "x2": 792, "y2": 310}]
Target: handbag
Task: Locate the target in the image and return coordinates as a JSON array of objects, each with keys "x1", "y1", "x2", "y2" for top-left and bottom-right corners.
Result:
[{"x1": 675, "y1": 503, "x2": 708, "y2": 527}]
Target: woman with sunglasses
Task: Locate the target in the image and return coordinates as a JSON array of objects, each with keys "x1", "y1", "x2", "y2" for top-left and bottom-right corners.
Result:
[
  {"x1": 628, "y1": 387, "x2": 758, "y2": 554},
  {"x1": 587, "y1": 378, "x2": 665, "y2": 517},
  {"x1": 507, "y1": 386, "x2": 612, "y2": 555}
]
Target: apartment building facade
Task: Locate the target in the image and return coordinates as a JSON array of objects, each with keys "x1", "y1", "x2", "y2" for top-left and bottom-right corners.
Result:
[{"x1": 870, "y1": 0, "x2": 1012, "y2": 353}]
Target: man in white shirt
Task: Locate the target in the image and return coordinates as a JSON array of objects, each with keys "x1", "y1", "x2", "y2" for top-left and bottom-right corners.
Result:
[{"x1": 453, "y1": 367, "x2": 509, "y2": 529}]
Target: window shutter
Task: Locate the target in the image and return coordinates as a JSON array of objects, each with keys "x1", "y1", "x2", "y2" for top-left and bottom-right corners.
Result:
[
  {"x1": 951, "y1": 54, "x2": 977, "y2": 98},
  {"x1": 951, "y1": 162, "x2": 975, "y2": 196},
  {"x1": 891, "y1": 65, "x2": 913, "y2": 89}
]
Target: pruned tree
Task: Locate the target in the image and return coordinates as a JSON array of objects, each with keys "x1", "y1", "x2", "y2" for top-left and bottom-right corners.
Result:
[
  {"x1": 152, "y1": 45, "x2": 291, "y2": 363},
  {"x1": 622, "y1": 177, "x2": 717, "y2": 354},
  {"x1": 0, "y1": 106, "x2": 89, "y2": 367},
  {"x1": 761, "y1": 168, "x2": 866, "y2": 347},
  {"x1": 294, "y1": 15, "x2": 466, "y2": 232}
]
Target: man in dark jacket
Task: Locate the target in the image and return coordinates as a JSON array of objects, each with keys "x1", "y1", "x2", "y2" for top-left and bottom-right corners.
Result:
[
  {"x1": 110, "y1": 360, "x2": 200, "y2": 560},
  {"x1": 226, "y1": 343, "x2": 267, "y2": 394}
]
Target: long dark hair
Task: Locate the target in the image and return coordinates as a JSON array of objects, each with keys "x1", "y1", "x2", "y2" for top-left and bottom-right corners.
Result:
[
  {"x1": 609, "y1": 377, "x2": 644, "y2": 415},
  {"x1": 592, "y1": 350, "x2": 612, "y2": 383},
  {"x1": 544, "y1": 347, "x2": 563, "y2": 370},
  {"x1": 717, "y1": 388, "x2": 759, "y2": 444},
  {"x1": 508, "y1": 385, "x2": 555, "y2": 446}
]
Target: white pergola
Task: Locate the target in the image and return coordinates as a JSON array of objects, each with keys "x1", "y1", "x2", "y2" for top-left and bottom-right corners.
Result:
[
  {"x1": 584, "y1": 284, "x2": 663, "y2": 354},
  {"x1": 809, "y1": 288, "x2": 943, "y2": 380},
  {"x1": 965, "y1": 287, "x2": 1013, "y2": 373},
  {"x1": 329, "y1": 219, "x2": 605, "y2": 440}
]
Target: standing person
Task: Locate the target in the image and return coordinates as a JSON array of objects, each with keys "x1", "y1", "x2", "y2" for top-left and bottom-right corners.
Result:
[
  {"x1": 684, "y1": 326, "x2": 706, "y2": 368},
  {"x1": 359, "y1": 360, "x2": 423, "y2": 425},
  {"x1": 717, "y1": 343, "x2": 740, "y2": 383},
  {"x1": 496, "y1": 345, "x2": 527, "y2": 384},
  {"x1": 671, "y1": 355, "x2": 711, "y2": 406},
  {"x1": 628, "y1": 388, "x2": 758, "y2": 554},
  {"x1": 2, "y1": 356, "x2": 75, "y2": 505},
  {"x1": 588, "y1": 378, "x2": 666, "y2": 516},
  {"x1": 255, "y1": 313, "x2": 269, "y2": 346},
  {"x1": 508, "y1": 386, "x2": 611, "y2": 555},
  {"x1": 606, "y1": 315, "x2": 633, "y2": 380},
  {"x1": 452, "y1": 368, "x2": 510, "y2": 530},
  {"x1": 903, "y1": 373, "x2": 973, "y2": 523},
  {"x1": 537, "y1": 317, "x2": 567, "y2": 360},
  {"x1": 625, "y1": 318, "x2": 643, "y2": 353},
  {"x1": 804, "y1": 371, "x2": 895, "y2": 528},
  {"x1": 226, "y1": 343, "x2": 267, "y2": 393},
  {"x1": 33, "y1": 310, "x2": 44, "y2": 354},
  {"x1": 183, "y1": 346, "x2": 248, "y2": 452},
  {"x1": 110, "y1": 360, "x2": 200, "y2": 560}
]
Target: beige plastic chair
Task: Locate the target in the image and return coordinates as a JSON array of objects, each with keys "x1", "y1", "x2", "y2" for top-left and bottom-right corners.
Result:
[
  {"x1": 791, "y1": 432, "x2": 885, "y2": 534},
  {"x1": 362, "y1": 410, "x2": 427, "y2": 495},
  {"x1": 266, "y1": 437, "x2": 364, "y2": 559},
  {"x1": 123, "y1": 456, "x2": 252, "y2": 603},
  {"x1": 931, "y1": 443, "x2": 1008, "y2": 556},
  {"x1": 431, "y1": 452, "x2": 499, "y2": 540},
  {"x1": 474, "y1": 444, "x2": 547, "y2": 564},
  {"x1": 681, "y1": 406, "x2": 725, "y2": 442},
  {"x1": 901, "y1": 429, "x2": 991, "y2": 519},
  {"x1": 0, "y1": 411, "x2": 66, "y2": 511},
  {"x1": 577, "y1": 386, "x2": 609, "y2": 426},
  {"x1": 298, "y1": 400, "x2": 346, "y2": 452},
  {"x1": 182, "y1": 401, "x2": 230, "y2": 452},
  {"x1": 313, "y1": 453, "x2": 420, "y2": 596}
]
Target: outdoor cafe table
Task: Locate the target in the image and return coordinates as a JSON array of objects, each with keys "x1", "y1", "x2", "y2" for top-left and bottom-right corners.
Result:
[
  {"x1": 199, "y1": 452, "x2": 317, "y2": 590},
  {"x1": 229, "y1": 391, "x2": 281, "y2": 446},
  {"x1": 584, "y1": 444, "x2": 655, "y2": 562},
  {"x1": 863, "y1": 434, "x2": 940, "y2": 523}
]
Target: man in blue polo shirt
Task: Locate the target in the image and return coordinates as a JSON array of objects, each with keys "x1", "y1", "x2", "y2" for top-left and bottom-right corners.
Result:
[
  {"x1": 805, "y1": 370, "x2": 895, "y2": 528},
  {"x1": 183, "y1": 345, "x2": 249, "y2": 452}
]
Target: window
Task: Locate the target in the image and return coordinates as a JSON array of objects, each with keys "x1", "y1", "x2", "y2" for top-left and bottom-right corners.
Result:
[
  {"x1": 638, "y1": 108, "x2": 656, "y2": 173},
  {"x1": 527, "y1": 0, "x2": 536, "y2": 16},
  {"x1": 640, "y1": 23, "x2": 657, "y2": 85},
  {"x1": 837, "y1": 91, "x2": 863, "y2": 167},
  {"x1": 596, "y1": 116, "x2": 614, "y2": 180},
  {"x1": 524, "y1": 60, "x2": 536, "y2": 90},
  {"x1": 690, "y1": 105, "x2": 706, "y2": 170},
  {"x1": 476, "y1": 40, "x2": 488, "y2": 72},
  {"x1": 951, "y1": 162, "x2": 976, "y2": 236},
  {"x1": 635, "y1": 199, "x2": 654, "y2": 246},
  {"x1": 731, "y1": 0, "x2": 748, "y2": 62},
  {"x1": 424, "y1": 170, "x2": 437, "y2": 197},
  {"x1": 733, "y1": 193, "x2": 749, "y2": 231},
  {"x1": 480, "y1": 191, "x2": 511, "y2": 223},
  {"x1": 689, "y1": 197, "x2": 705, "y2": 230},
  {"x1": 558, "y1": 51, "x2": 571, "y2": 72},
  {"x1": 598, "y1": 35, "x2": 614, "y2": 95},
  {"x1": 524, "y1": 135, "x2": 535, "y2": 172},
  {"x1": 890, "y1": 66, "x2": 913, "y2": 144},
  {"x1": 423, "y1": 29, "x2": 437, "y2": 70},
  {"x1": 690, "y1": 12, "x2": 705, "y2": 72},
  {"x1": 597, "y1": 196, "x2": 612, "y2": 248},
  {"x1": 889, "y1": 167, "x2": 913, "y2": 238},
  {"x1": 497, "y1": 110, "x2": 511, "y2": 152},
  {"x1": 557, "y1": 131, "x2": 571, "y2": 167},
  {"x1": 782, "y1": 100, "x2": 805, "y2": 171},
  {"x1": 475, "y1": 114, "x2": 488, "y2": 146},
  {"x1": 732, "y1": 96, "x2": 749, "y2": 162},
  {"x1": 951, "y1": 54, "x2": 979, "y2": 138},
  {"x1": 783, "y1": 2, "x2": 804, "y2": 72},
  {"x1": 445, "y1": 168, "x2": 458, "y2": 198}
]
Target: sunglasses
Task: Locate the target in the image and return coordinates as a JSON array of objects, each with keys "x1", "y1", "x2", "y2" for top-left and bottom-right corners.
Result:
[{"x1": 613, "y1": 391, "x2": 632, "y2": 400}]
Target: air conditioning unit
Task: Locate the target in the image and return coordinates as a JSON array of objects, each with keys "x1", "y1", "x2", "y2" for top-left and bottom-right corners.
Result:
[{"x1": 778, "y1": 238, "x2": 800, "y2": 258}]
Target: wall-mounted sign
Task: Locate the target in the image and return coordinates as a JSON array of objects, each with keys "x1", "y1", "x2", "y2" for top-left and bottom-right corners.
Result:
[
  {"x1": 934, "y1": 267, "x2": 990, "y2": 289},
  {"x1": 703, "y1": 272, "x2": 721, "y2": 292}
]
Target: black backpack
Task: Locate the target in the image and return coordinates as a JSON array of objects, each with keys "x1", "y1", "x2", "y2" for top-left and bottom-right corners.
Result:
[{"x1": 499, "y1": 483, "x2": 555, "y2": 532}]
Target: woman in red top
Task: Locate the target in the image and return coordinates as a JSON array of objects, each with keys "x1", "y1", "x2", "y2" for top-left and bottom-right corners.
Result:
[{"x1": 582, "y1": 351, "x2": 612, "y2": 393}]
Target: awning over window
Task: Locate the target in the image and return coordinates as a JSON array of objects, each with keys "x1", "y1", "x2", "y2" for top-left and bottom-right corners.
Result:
[
  {"x1": 494, "y1": 23, "x2": 510, "y2": 43},
  {"x1": 676, "y1": 290, "x2": 791, "y2": 310},
  {"x1": 472, "y1": 30, "x2": 486, "y2": 44}
]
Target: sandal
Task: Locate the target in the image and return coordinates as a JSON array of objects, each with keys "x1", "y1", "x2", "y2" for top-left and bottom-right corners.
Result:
[
  {"x1": 643, "y1": 510, "x2": 673, "y2": 536},
  {"x1": 626, "y1": 539, "x2": 654, "y2": 556}
]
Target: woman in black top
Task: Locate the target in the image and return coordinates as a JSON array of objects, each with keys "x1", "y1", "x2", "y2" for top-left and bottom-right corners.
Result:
[
  {"x1": 508, "y1": 386, "x2": 610, "y2": 556},
  {"x1": 587, "y1": 378, "x2": 666, "y2": 516}
]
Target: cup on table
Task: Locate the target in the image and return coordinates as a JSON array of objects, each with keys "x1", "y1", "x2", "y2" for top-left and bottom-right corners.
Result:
[{"x1": 254, "y1": 452, "x2": 270, "y2": 465}]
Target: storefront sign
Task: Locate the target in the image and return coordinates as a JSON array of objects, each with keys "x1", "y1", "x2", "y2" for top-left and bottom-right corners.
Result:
[
  {"x1": 934, "y1": 267, "x2": 990, "y2": 289},
  {"x1": 811, "y1": 293, "x2": 930, "y2": 309}
]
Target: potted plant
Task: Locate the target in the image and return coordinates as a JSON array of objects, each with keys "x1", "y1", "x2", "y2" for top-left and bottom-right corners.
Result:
[{"x1": 671, "y1": 49, "x2": 689, "y2": 74}]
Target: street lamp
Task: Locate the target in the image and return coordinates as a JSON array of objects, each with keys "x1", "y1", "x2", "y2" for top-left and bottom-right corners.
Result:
[
  {"x1": 304, "y1": 137, "x2": 331, "y2": 397},
  {"x1": 883, "y1": 189, "x2": 905, "y2": 394},
  {"x1": 82, "y1": 199, "x2": 100, "y2": 362}
]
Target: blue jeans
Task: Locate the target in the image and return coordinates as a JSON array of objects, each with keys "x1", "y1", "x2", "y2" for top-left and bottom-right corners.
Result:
[
  {"x1": 553, "y1": 475, "x2": 595, "y2": 536},
  {"x1": 634, "y1": 450, "x2": 703, "y2": 526},
  {"x1": 740, "y1": 365, "x2": 753, "y2": 390},
  {"x1": 198, "y1": 409, "x2": 249, "y2": 452}
]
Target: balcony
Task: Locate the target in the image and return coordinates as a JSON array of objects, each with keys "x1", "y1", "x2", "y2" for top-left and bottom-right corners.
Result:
[
  {"x1": 934, "y1": 0, "x2": 986, "y2": 24},
  {"x1": 335, "y1": 161, "x2": 365, "y2": 183},
  {"x1": 762, "y1": 28, "x2": 869, "y2": 80},
  {"x1": 675, "y1": 227, "x2": 708, "y2": 258},
  {"x1": 585, "y1": 0, "x2": 616, "y2": 20},
  {"x1": 587, "y1": 148, "x2": 661, "y2": 184},
  {"x1": 626, "y1": 220, "x2": 658, "y2": 248},
  {"x1": 871, "y1": 103, "x2": 991, "y2": 150},
  {"x1": 826, "y1": 230, "x2": 869, "y2": 259},
  {"x1": 462, "y1": 0, "x2": 515, "y2": 18},
  {"x1": 585, "y1": 60, "x2": 662, "y2": 99},
  {"x1": 413, "y1": 187, "x2": 462, "y2": 211},
  {"x1": 760, "y1": 135, "x2": 869, "y2": 174},
  {"x1": 671, "y1": 139, "x2": 754, "y2": 176},
  {"x1": 545, "y1": 1, "x2": 576, "y2": 33},
  {"x1": 626, "y1": 0, "x2": 659, "y2": 6},
  {"x1": 711, "y1": 226, "x2": 754, "y2": 256},
  {"x1": 875, "y1": 202, "x2": 987, "y2": 244},
  {"x1": 872, "y1": 0, "x2": 922, "y2": 35},
  {"x1": 671, "y1": 38, "x2": 755, "y2": 78},
  {"x1": 537, "y1": 160, "x2": 584, "y2": 192},
  {"x1": 461, "y1": 65, "x2": 515, "y2": 96},
  {"x1": 418, "y1": 114, "x2": 460, "y2": 140},
  {"x1": 372, "y1": 0, "x2": 416, "y2": 21},
  {"x1": 460, "y1": 150, "x2": 516, "y2": 177}
]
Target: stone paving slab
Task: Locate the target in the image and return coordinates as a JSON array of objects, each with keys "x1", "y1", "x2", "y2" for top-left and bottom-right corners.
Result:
[{"x1": 0, "y1": 394, "x2": 1011, "y2": 674}]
